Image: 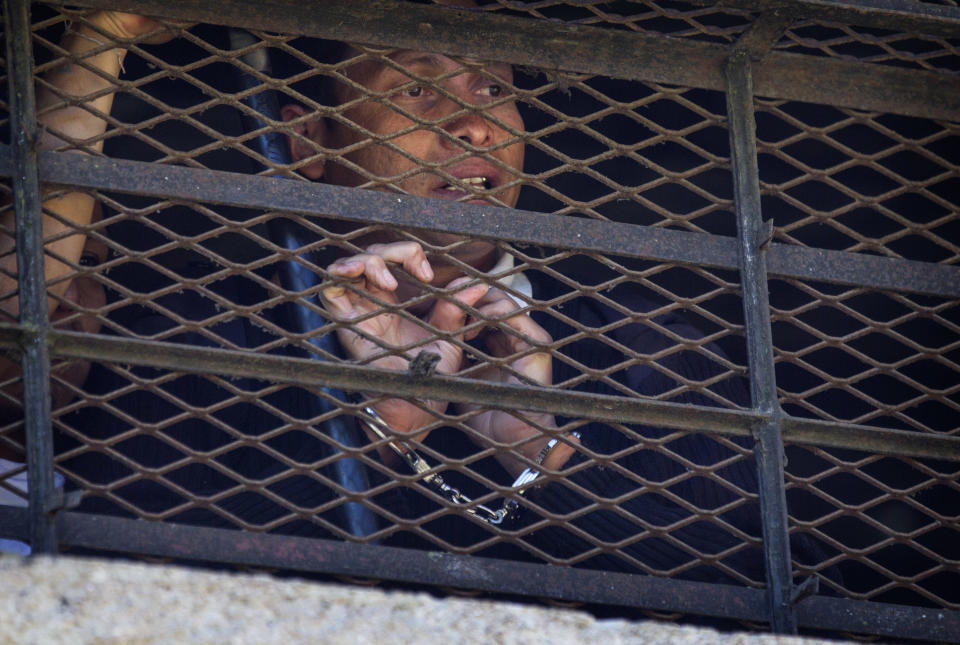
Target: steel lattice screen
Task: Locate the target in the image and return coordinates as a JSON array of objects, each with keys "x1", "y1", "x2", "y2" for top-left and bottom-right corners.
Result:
[{"x1": 1, "y1": 0, "x2": 958, "y2": 640}]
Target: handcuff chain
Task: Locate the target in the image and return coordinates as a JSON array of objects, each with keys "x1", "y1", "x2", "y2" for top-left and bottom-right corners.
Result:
[{"x1": 361, "y1": 407, "x2": 519, "y2": 525}]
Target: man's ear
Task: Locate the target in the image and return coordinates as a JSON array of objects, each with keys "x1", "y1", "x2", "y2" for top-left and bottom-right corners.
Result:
[{"x1": 281, "y1": 104, "x2": 327, "y2": 180}]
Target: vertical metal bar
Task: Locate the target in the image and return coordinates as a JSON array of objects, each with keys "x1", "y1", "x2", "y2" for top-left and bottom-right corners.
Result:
[
  {"x1": 725, "y1": 50, "x2": 797, "y2": 633},
  {"x1": 4, "y1": 0, "x2": 58, "y2": 553}
]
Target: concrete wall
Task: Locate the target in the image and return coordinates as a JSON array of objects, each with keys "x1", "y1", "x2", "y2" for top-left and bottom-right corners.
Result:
[{"x1": 0, "y1": 555, "x2": 842, "y2": 644}]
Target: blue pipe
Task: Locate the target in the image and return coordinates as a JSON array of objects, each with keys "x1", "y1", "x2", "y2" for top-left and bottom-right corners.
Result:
[{"x1": 228, "y1": 29, "x2": 377, "y2": 539}]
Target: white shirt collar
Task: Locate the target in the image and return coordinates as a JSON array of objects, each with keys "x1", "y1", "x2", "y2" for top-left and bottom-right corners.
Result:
[{"x1": 488, "y1": 251, "x2": 532, "y2": 304}]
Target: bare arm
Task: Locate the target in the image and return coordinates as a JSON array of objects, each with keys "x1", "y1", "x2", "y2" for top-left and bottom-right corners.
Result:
[
  {"x1": 0, "y1": 12, "x2": 177, "y2": 455},
  {"x1": 0, "y1": 12, "x2": 175, "y2": 321}
]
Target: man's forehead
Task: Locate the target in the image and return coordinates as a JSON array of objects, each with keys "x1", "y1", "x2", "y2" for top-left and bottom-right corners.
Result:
[
  {"x1": 363, "y1": 49, "x2": 512, "y2": 79},
  {"x1": 391, "y1": 51, "x2": 449, "y2": 69}
]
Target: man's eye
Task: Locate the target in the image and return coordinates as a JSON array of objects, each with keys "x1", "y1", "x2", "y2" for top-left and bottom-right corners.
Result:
[
  {"x1": 403, "y1": 86, "x2": 424, "y2": 98},
  {"x1": 79, "y1": 253, "x2": 100, "y2": 267},
  {"x1": 480, "y1": 83, "x2": 503, "y2": 97}
]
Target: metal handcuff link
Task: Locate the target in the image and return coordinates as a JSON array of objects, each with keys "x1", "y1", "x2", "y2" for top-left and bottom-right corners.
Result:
[{"x1": 361, "y1": 406, "x2": 579, "y2": 525}]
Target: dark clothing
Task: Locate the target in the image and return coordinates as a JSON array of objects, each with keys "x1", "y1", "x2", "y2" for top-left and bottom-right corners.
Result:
[
  {"x1": 524, "y1": 273, "x2": 765, "y2": 582},
  {"x1": 60, "y1": 264, "x2": 825, "y2": 584},
  {"x1": 58, "y1": 269, "x2": 344, "y2": 535},
  {"x1": 387, "y1": 271, "x2": 771, "y2": 584}
]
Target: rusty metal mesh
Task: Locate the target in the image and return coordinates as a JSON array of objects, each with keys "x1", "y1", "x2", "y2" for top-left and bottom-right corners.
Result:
[
  {"x1": 775, "y1": 281, "x2": 960, "y2": 608},
  {"x1": 756, "y1": 99, "x2": 959, "y2": 263},
  {"x1": 473, "y1": 0, "x2": 755, "y2": 43},
  {"x1": 753, "y1": 61, "x2": 960, "y2": 606},
  {"x1": 0, "y1": 0, "x2": 957, "y2": 618},
  {"x1": 774, "y1": 19, "x2": 960, "y2": 73}
]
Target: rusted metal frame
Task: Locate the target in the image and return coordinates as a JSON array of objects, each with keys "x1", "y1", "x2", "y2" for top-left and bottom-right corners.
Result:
[
  {"x1": 0, "y1": 504, "x2": 765, "y2": 622},
  {"x1": 764, "y1": 244, "x2": 959, "y2": 299},
  {"x1": 693, "y1": 0, "x2": 960, "y2": 39},
  {"x1": 0, "y1": 326, "x2": 947, "y2": 462},
  {"x1": 43, "y1": 327, "x2": 762, "y2": 439},
  {"x1": 0, "y1": 506, "x2": 957, "y2": 642},
  {"x1": 780, "y1": 416, "x2": 960, "y2": 462},
  {"x1": 795, "y1": 595, "x2": 960, "y2": 643},
  {"x1": 11, "y1": 1, "x2": 956, "y2": 624},
  {"x1": 726, "y1": 51, "x2": 798, "y2": 634},
  {"x1": 3, "y1": 0, "x2": 61, "y2": 554},
  {"x1": 62, "y1": 0, "x2": 960, "y2": 122},
  {"x1": 4, "y1": 148, "x2": 958, "y2": 300},
  {"x1": 733, "y1": 7, "x2": 801, "y2": 59}
]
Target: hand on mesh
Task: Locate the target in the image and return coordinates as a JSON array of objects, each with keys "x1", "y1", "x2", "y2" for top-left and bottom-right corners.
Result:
[
  {"x1": 322, "y1": 241, "x2": 490, "y2": 437},
  {"x1": 322, "y1": 240, "x2": 563, "y2": 472},
  {"x1": 86, "y1": 11, "x2": 189, "y2": 44},
  {"x1": 451, "y1": 287, "x2": 571, "y2": 478}
]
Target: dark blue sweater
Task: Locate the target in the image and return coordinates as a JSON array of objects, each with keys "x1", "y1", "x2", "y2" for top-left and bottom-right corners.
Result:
[{"x1": 58, "y1": 267, "x2": 831, "y2": 585}]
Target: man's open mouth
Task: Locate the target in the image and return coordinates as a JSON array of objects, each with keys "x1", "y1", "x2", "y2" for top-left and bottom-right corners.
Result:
[{"x1": 441, "y1": 176, "x2": 493, "y2": 191}]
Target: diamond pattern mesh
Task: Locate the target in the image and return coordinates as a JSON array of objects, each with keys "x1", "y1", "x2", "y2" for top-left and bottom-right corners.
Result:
[
  {"x1": 1, "y1": 0, "x2": 957, "y2": 625},
  {"x1": 477, "y1": 0, "x2": 755, "y2": 43},
  {"x1": 775, "y1": 20, "x2": 960, "y2": 74}
]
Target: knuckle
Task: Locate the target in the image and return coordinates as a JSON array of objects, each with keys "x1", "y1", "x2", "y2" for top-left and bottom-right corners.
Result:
[
  {"x1": 365, "y1": 255, "x2": 386, "y2": 271},
  {"x1": 534, "y1": 328, "x2": 552, "y2": 343}
]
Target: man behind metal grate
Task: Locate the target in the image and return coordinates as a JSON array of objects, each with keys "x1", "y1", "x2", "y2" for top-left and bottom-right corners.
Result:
[{"x1": 14, "y1": 8, "x2": 835, "y2": 584}]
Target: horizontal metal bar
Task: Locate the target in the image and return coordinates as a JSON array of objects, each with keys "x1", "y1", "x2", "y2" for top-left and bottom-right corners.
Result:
[
  {"x1": 1, "y1": 505, "x2": 957, "y2": 642},
  {"x1": 0, "y1": 323, "x2": 30, "y2": 350},
  {"x1": 7, "y1": 148, "x2": 957, "y2": 299},
  {"x1": 40, "y1": 327, "x2": 761, "y2": 438},
  {"x1": 0, "y1": 505, "x2": 771, "y2": 621},
  {"x1": 64, "y1": 0, "x2": 960, "y2": 122},
  {"x1": 751, "y1": 48, "x2": 959, "y2": 124},
  {"x1": 765, "y1": 242, "x2": 959, "y2": 300},
  {"x1": 781, "y1": 416, "x2": 960, "y2": 462},
  {"x1": 16, "y1": 147, "x2": 742, "y2": 270},
  {"x1": 3, "y1": 324, "x2": 957, "y2": 461},
  {"x1": 795, "y1": 594, "x2": 960, "y2": 643}
]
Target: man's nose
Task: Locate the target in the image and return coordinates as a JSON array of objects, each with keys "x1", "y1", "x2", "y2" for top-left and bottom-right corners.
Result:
[
  {"x1": 60, "y1": 280, "x2": 80, "y2": 309},
  {"x1": 441, "y1": 108, "x2": 495, "y2": 149},
  {"x1": 49, "y1": 281, "x2": 78, "y2": 324}
]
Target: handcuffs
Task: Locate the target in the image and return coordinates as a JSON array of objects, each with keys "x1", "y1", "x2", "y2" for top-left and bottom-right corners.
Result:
[{"x1": 361, "y1": 406, "x2": 580, "y2": 525}]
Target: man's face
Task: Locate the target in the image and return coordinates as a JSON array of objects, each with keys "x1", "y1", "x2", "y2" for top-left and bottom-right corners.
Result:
[
  {"x1": 326, "y1": 50, "x2": 524, "y2": 206},
  {"x1": 291, "y1": 49, "x2": 525, "y2": 274}
]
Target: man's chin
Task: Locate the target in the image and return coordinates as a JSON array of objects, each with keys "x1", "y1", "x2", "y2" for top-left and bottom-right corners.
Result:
[{"x1": 422, "y1": 237, "x2": 499, "y2": 274}]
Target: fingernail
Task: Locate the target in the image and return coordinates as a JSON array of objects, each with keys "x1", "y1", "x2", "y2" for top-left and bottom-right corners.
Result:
[
  {"x1": 420, "y1": 259, "x2": 433, "y2": 279},
  {"x1": 380, "y1": 268, "x2": 396, "y2": 287}
]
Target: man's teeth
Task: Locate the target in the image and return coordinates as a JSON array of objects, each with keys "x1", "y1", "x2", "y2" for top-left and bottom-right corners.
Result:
[{"x1": 443, "y1": 177, "x2": 489, "y2": 190}]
